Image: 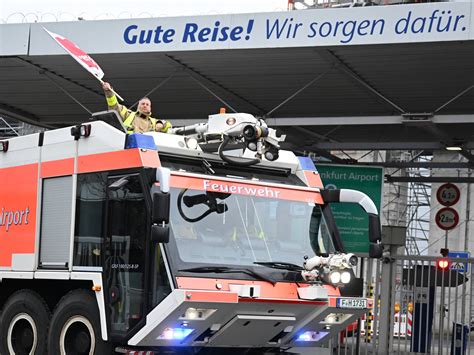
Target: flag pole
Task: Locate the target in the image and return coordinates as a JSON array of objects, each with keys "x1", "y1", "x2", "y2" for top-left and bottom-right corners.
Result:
[
  {"x1": 43, "y1": 27, "x2": 124, "y2": 102},
  {"x1": 97, "y1": 78, "x2": 124, "y2": 102}
]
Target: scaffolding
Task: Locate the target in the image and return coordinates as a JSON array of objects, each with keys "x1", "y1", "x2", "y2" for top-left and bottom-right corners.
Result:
[
  {"x1": 405, "y1": 155, "x2": 432, "y2": 255},
  {"x1": 0, "y1": 116, "x2": 43, "y2": 138},
  {"x1": 383, "y1": 151, "x2": 432, "y2": 255},
  {"x1": 0, "y1": 116, "x2": 22, "y2": 138},
  {"x1": 312, "y1": 149, "x2": 432, "y2": 256}
]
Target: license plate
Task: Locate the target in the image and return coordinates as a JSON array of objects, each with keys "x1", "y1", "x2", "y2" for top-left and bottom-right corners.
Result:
[{"x1": 336, "y1": 298, "x2": 367, "y2": 309}]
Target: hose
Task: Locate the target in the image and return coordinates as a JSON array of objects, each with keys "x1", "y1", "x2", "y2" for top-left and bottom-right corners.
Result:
[{"x1": 218, "y1": 135, "x2": 260, "y2": 166}]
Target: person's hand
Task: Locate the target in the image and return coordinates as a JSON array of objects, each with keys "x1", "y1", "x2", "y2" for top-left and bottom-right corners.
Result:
[
  {"x1": 155, "y1": 121, "x2": 164, "y2": 132},
  {"x1": 102, "y1": 81, "x2": 112, "y2": 92}
]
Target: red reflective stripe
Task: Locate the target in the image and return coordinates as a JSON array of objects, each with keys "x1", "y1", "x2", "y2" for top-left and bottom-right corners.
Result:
[
  {"x1": 184, "y1": 291, "x2": 238, "y2": 303},
  {"x1": 140, "y1": 149, "x2": 161, "y2": 168},
  {"x1": 41, "y1": 150, "x2": 159, "y2": 176},
  {"x1": 304, "y1": 170, "x2": 323, "y2": 188},
  {"x1": 171, "y1": 175, "x2": 323, "y2": 203},
  {"x1": 78, "y1": 149, "x2": 159, "y2": 173},
  {"x1": 41, "y1": 158, "x2": 74, "y2": 178},
  {"x1": 176, "y1": 277, "x2": 337, "y2": 301},
  {"x1": 177, "y1": 277, "x2": 299, "y2": 299}
]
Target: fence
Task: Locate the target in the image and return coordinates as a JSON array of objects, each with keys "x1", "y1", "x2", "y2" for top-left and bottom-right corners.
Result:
[
  {"x1": 288, "y1": 0, "x2": 458, "y2": 10},
  {"x1": 328, "y1": 254, "x2": 474, "y2": 354}
]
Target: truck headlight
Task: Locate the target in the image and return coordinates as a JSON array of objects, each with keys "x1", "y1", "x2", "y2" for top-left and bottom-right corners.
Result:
[
  {"x1": 341, "y1": 271, "x2": 351, "y2": 284},
  {"x1": 329, "y1": 271, "x2": 341, "y2": 284}
]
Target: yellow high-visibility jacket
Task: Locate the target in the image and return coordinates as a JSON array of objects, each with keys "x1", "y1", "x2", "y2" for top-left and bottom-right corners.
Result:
[{"x1": 106, "y1": 94, "x2": 171, "y2": 134}]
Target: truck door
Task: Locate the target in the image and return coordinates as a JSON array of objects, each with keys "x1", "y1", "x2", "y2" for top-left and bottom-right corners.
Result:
[{"x1": 105, "y1": 173, "x2": 149, "y2": 335}]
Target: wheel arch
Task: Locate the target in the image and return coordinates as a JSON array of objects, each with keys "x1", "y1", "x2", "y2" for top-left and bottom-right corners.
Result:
[{"x1": 0, "y1": 274, "x2": 108, "y2": 341}]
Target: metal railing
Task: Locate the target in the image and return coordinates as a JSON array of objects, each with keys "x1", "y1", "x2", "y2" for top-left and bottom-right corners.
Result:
[
  {"x1": 289, "y1": 0, "x2": 458, "y2": 10},
  {"x1": 0, "y1": 116, "x2": 44, "y2": 138},
  {"x1": 328, "y1": 254, "x2": 473, "y2": 354}
]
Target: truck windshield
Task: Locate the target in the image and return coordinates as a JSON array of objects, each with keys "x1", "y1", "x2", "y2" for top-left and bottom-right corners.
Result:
[{"x1": 167, "y1": 179, "x2": 336, "y2": 269}]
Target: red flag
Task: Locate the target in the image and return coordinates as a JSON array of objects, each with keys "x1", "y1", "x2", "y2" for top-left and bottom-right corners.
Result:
[{"x1": 43, "y1": 27, "x2": 104, "y2": 80}]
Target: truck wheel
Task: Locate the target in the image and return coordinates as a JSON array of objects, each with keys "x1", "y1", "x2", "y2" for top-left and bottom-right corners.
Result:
[
  {"x1": 47, "y1": 289, "x2": 111, "y2": 355},
  {"x1": 0, "y1": 290, "x2": 50, "y2": 355}
]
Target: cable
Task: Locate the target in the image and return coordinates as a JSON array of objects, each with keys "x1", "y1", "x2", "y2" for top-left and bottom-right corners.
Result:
[{"x1": 218, "y1": 136, "x2": 260, "y2": 166}]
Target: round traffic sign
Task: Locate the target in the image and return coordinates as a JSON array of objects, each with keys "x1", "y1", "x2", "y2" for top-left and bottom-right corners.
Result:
[
  {"x1": 435, "y1": 207, "x2": 459, "y2": 230},
  {"x1": 436, "y1": 183, "x2": 460, "y2": 206}
]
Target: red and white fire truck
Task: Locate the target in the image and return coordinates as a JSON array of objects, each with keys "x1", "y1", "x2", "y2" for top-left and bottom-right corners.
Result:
[{"x1": 0, "y1": 110, "x2": 382, "y2": 354}]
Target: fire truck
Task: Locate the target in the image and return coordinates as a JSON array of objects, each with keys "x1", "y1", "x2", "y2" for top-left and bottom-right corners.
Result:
[{"x1": 0, "y1": 110, "x2": 382, "y2": 354}]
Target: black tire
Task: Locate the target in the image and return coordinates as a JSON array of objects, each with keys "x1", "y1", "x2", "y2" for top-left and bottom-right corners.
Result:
[
  {"x1": 48, "y1": 289, "x2": 112, "y2": 355},
  {"x1": 0, "y1": 290, "x2": 50, "y2": 355}
]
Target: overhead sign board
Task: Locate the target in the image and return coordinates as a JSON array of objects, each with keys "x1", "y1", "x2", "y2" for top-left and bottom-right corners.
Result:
[
  {"x1": 27, "y1": 2, "x2": 474, "y2": 55},
  {"x1": 318, "y1": 164, "x2": 383, "y2": 254},
  {"x1": 436, "y1": 183, "x2": 460, "y2": 206},
  {"x1": 448, "y1": 251, "x2": 470, "y2": 274},
  {"x1": 435, "y1": 207, "x2": 459, "y2": 231}
]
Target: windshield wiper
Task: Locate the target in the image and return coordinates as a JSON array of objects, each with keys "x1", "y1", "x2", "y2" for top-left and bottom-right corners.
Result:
[
  {"x1": 179, "y1": 266, "x2": 276, "y2": 285},
  {"x1": 253, "y1": 261, "x2": 303, "y2": 271}
]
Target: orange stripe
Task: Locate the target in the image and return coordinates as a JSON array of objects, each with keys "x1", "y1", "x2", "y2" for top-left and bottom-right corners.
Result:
[
  {"x1": 176, "y1": 277, "x2": 339, "y2": 300},
  {"x1": 41, "y1": 158, "x2": 74, "y2": 178},
  {"x1": 183, "y1": 291, "x2": 238, "y2": 303},
  {"x1": 140, "y1": 149, "x2": 161, "y2": 168},
  {"x1": 78, "y1": 149, "x2": 159, "y2": 173},
  {"x1": 304, "y1": 170, "x2": 323, "y2": 188}
]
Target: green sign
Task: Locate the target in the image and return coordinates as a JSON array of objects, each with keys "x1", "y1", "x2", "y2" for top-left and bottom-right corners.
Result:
[{"x1": 317, "y1": 164, "x2": 383, "y2": 254}]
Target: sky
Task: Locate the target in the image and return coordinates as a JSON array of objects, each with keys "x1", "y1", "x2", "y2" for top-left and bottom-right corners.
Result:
[{"x1": 1, "y1": 0, "x2": 289, "y2": 23}]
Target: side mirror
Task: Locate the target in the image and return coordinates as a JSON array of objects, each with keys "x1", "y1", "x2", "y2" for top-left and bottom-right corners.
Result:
[
  {"x1": 368, "y1": 214, "x2": 381, "y2": 243},
  {"x1": 151, "y1": 224, "x2": 170, "y2": 243},
  {"x1": 369, "y1": 243, "x2": 383, "y2": 258},
  {"x1": 322, "y1": 189, "x2": 383, "y2": 259},
  {"x1": 155, "y1": 167, "x2": 170, "y2": 193},
  {"x1": 150, "y1": 167, "x2": 171, "y2": 244},
  {"x1": 152, "y1": 191, "x2": 170, "y2": 224}
]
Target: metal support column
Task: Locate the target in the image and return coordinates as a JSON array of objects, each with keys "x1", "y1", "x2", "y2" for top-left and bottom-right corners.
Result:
[
  {"x1": 379, "y1": 226, "x2": 407, "y2": 354},
  {"x1": 378, "y1": 249, "x2": 397, "y2": 354}
]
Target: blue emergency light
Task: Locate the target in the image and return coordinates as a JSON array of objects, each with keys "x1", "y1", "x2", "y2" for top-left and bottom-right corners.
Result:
[
  {"x1": 298, "y1": 156, "x2": 317, "y2": 171},
  {"x1": 125, "y1": 134, "x2": 157, "y2": 150}
]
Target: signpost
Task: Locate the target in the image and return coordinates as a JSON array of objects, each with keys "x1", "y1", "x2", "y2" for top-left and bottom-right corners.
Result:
[
  {"x1": 435, "y1": 207, "x2": 459, "y2": 231},
  {"x1": 448, "y1": 251, "x2": 470, "y2": 274},
  {"x1": 435, "y1": 183, "x2": 461, "y2": 249},
  {"x1": 436, "y1": 183, "x2": 460, "y2": 206},
  {"x1": 317, "y1": 164, "x2": 383, "y2": 254}
]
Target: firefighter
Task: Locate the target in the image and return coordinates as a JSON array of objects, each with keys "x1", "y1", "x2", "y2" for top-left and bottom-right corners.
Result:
[{"x1": 102, "y1": 81, "x2": 171, "y2": 134}]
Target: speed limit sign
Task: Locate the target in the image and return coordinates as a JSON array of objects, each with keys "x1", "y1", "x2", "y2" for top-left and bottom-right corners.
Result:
[
  {"x1": 437, "y1": 183, "x2": 460, "y2": 206},
  {"x1": 435, "y1": 207, "x2": 459, "y2": 230}
]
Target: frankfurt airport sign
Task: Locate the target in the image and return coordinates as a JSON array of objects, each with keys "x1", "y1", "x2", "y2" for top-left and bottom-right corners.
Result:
[
  {"x1": 22, "y1": 2, "x2": 474, "y2": 56},
  {"x1": 318, "y1": 164, "x2": 383, "y2": 255}
]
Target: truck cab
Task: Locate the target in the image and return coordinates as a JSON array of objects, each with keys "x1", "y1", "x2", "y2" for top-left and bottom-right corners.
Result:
[{"x1": 0, "y1": 110, "x2": 382, "y2": 354}]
